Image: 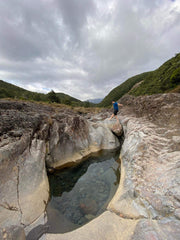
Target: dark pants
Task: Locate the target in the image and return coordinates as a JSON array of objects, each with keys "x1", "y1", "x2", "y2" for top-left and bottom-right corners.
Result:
[{"x1": 114, "y1": 109, "x2": 118, "y2": 115}]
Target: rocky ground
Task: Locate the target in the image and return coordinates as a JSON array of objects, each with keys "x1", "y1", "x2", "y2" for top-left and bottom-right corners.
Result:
[
  {"x1": 45, "y1": 93, "x2": 180, "y2": 240},
  {"x1": 0, "y1": 93, "x2": 180, "y2": 240},
  {"x1": 0, "y1": 99, "x2": 120, "y2": 239}
]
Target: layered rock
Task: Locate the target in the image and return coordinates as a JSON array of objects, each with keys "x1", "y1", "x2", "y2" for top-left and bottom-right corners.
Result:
[
  {"x1": 109, "y1": 116, "x2": 180, "y2": 218},
  {"x1": 0, "y1": 137, "x2": 49, "y2": 229},
  {"x1": 0, "y1": 101, "x2": 50, "y2": 229},
  {"x1": 0, "y1": 100, "x2": 120, "y2": 234},
  {"x1": 45, "y1": 93, "x2": 180, "y2": 240},
  {"x1": 1, "y1": 93, "x2": 179, "y2": 240},
  {"x1": 108, "y1": 93, "x2": 180, "y2": 239}
]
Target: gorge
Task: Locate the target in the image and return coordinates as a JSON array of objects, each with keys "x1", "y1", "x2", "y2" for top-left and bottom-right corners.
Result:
[{"x1": 0, "y1": 92, "x2": 180, "y2": 240}]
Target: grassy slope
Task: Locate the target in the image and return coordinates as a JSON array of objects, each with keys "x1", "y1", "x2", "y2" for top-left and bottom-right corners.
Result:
[
  {"x1": 99, "y1": 53, "x2": 180, "y2": 107},
  {"x1": 0, "y1": 80, "x2": 47, "y2": 101},
  {"x1": 56, "y1": 92, "x2": 82, "y2": 103},
  {"x1": 1, "y1": 53, "x2": 179, "y2": 108},
  {"x1": 131, "y1": 53, "x2": 180, "y2": 96},
  {"x1": 98, "y1": 72, "x2": 151, "y2": 107},
  {"x1": 0, "y1": 80, "x2": 82, "y2": 104}
]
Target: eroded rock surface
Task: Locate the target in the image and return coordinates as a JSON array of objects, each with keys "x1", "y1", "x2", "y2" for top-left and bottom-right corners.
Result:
[
  {"x1": 45, "y1": 211, "x2": 138, "y2": 240},
  {"x1": 46, "y1": 113, "x2": 120, "y2": 168},
  {"x1": 108, "y1": 93, "x2": 180, "y2": 238},
  {"x1": 45, "y1": 93, "x2": 180, "y2": 240},
  {"x1": 1, "y1": 93, "x2": 180, "y2": 240},
  {"x1": 0, "y1": 225, "x2": 25, "y2": 240},
  {"x1": 0, "y1": 100, "x2": 120, "y2": 234}
]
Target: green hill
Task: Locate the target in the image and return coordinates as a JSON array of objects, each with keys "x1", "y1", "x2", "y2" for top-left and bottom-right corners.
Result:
[
  {"x1": 0, "y1": 80, "x2": 47, "y2": 101},
  {"x1": 0, "y1": 80, "x2": 83, "y2": 106},
  {"x1": 1, "y1": 53, "x2": 179, "y2": 108},
  {"x1": 56, "y1": 92, "x2": 82, "y2": 105},
  {"x1": 98, "y1": 72, "x2": 151, "y2": 107},
  {"x1": 99, "y1": 53, "x2": 180, "y2": 107}
]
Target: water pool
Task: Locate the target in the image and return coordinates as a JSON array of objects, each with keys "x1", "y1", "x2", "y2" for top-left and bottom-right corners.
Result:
[{"x1": 46, "y1": 148, "x2": 120, "y2": 233}]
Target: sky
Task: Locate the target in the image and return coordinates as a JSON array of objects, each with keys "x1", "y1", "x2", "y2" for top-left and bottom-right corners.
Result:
[{"x1": 0, "y1": 0, "x2": 179, "y2": 101}]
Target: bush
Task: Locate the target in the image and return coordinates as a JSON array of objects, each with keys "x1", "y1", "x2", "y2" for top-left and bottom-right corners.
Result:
[
  {"x1": 0, "y1": 88, "x2": 14, "y2": 98},
  {"x1": 170, "y1": 67, "x2": 180, "y2": 85},
  {"x1": 47, "y1": 90, "x2": 60, "y2": 103}
]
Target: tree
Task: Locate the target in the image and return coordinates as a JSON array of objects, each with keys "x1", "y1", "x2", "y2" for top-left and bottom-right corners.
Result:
[
  {"x1": 47, "y1": 90, "x2": 60, "y2": 103},
  {"x1": 84, "y1": 101, "x2": 90, "y2": 108}
]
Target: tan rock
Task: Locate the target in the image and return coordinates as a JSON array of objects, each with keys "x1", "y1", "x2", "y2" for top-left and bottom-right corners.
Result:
[
  {"x1": 1, "y1": 94, "x2": 180, "y2": 239},
  {"x1": 19, "y1": 139, "x2": 49, "y2": 225},
  {"x1": 45, "y1": 211, "x2": 138, "y2": 240},
  {"x1": 47, "y1": 116, "x2": 120, "y2": 169}
]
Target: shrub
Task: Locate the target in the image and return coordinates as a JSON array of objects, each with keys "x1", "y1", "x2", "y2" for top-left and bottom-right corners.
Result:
[{"x1": 170, "y1": 67, "x2": 180, "y2": 85}]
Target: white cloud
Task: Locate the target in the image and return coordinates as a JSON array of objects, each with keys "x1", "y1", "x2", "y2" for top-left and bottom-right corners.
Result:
[{"x1": 0, "y1": 0, "x2": 179, "y2": 100}]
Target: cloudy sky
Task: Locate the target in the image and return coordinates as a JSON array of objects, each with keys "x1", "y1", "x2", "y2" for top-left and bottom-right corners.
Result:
[{"x1": 0, "y1": 0, "x2": 179, "y2": 100}]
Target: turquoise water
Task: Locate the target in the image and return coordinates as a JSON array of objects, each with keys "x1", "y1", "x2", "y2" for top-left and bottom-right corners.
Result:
[{"x1": 46, "y1": 149, "x2": 120, "y2": 233}]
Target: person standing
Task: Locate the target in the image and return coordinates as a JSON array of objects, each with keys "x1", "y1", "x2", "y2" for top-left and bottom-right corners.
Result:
[{"x1": 109, "y1": 101, "x2": 123, "y2": 122}]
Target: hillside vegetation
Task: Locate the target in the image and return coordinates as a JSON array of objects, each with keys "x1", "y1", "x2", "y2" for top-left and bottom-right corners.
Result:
[
  {"x1": 0, "y1": 80, "x2": 90, "y2": 107},
  {"x1": 98, "y1": 72, "x2": 151, "y2": 107},
  {"x1": 0, "y1": 80, "x2": 47, "y2": 101},
  {"x1": 99, "y1": 53, "x2": 180, "y2": 107},
  {"x1": 1, "y1": 53, "x2": 179, "y2": 108}
]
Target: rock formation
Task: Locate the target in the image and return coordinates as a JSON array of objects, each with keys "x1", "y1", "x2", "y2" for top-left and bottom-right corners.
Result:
[
  {"x1": 46, "y1": 112, "x2": 120, "y2": 169},
  {"x1": 0, "y1": 100, "x2": 120, "y2": 238},
  {"x1": 45, "y1": 93, "x2": 180, "y2": 240},
  {"x1": 0, "y1": 225, "x2": 25, "y2": 240},
  {"x1": 0, "y1": 93, "x2": 180, "y2": 240}
]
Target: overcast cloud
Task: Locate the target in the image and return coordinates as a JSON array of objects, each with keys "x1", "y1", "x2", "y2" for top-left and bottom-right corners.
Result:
[{"x1": 0, "y1": 0, "x2": 179, "y2": 100}]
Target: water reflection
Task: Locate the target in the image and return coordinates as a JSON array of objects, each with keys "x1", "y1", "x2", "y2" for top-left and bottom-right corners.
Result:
[{"x1": 47, "y1": 148, "x2": 120, "y2": 233}]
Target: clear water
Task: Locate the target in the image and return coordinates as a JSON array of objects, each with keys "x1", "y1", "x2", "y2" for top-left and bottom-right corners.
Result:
[{"x1": 46, "y1": 148, "x2": 120, "y2": 233}]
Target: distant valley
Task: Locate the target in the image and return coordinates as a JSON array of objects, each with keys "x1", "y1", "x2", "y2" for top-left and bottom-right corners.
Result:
[
  {"x1": 87, "y1": 98, "x2": 103, "y2": 104},
  {"x1": 0, "y1": 53, "x2": 179, "y2": 108}
]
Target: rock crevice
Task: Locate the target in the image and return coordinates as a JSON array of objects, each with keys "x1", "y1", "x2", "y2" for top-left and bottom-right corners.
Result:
[{"x1": 16, "y1": 165, "x2": 23, "y2": 225}]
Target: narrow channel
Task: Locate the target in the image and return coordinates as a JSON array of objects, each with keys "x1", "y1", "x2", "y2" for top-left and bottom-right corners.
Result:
[{"x1": 46, "y1": 148, "x2": 121, "y2": 233}]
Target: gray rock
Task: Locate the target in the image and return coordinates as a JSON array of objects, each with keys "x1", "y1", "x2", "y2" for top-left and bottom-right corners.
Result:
[
  {"x1": 131, "y1": 218, "x2": 180, "y2": 240},
  {"x1": 174, "y1": 208, "x2": 180, "y2": 220},
  {"x1": 9, "y1": 130, "x2": 23, "y2": 137},
  {"x1": 1, "y1": 94, "x2": 180, "y2": 240},
  {"x1": 0, "y1": 100, "x2": 120, "y2": 233},
  {"x1": 46, "y1": 115, "x2": 120, "y2": 168}
]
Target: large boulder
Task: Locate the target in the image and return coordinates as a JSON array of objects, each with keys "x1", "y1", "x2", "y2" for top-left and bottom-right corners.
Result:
[
  {"x1": 46, "y1": 114, "x2": 120, "y2": 169},
  {"x1": 0, "y1": 135, "x2": 49, "y2": 229},
  {"x1": 0, "y1": 101, "x2": 50, "y2": 229}
]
